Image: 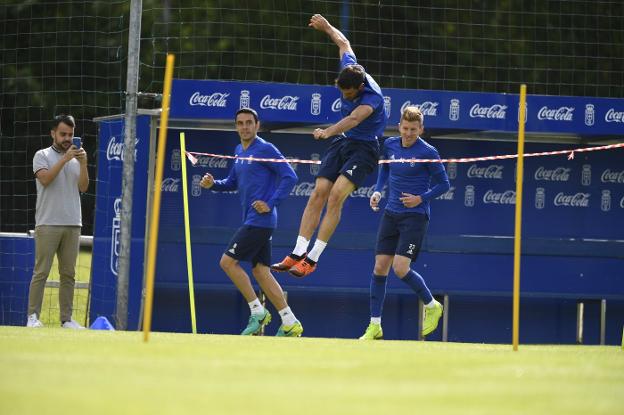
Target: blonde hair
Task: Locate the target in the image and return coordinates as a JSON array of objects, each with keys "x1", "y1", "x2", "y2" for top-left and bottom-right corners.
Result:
[{"x1": 401, "y1": 106, "x2": 424, "y2": 124}]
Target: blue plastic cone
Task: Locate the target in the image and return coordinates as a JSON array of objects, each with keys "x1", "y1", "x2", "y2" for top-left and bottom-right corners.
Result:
[{"x1": 89, "y1": 316, "x2": 116, "y2": 331}]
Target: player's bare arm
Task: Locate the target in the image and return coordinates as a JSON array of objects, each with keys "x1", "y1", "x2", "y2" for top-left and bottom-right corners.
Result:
[
  {"x1": 308, "y1": 14, "x2": 353, "y2": 57},
  {"x1": 313, "y1": 104, "x2": 374, "y2": 140}
]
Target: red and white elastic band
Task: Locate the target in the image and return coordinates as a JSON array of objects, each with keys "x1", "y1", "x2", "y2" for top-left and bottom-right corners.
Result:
[{"x1": 186, "y1": 142, "x2": 624, "y2": 166}]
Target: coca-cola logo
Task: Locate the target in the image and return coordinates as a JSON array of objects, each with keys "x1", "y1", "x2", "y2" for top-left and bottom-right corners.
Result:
[
  {"x1": 467, "y1": 164, "x2": 504, "y2": 179},
  {"x1": 436, "y1": 186, "x2": 455, "y2": 201},
  {"x1": 161, "y1": 178, "x2": 180, "y2": 192},
  {"x1": 483, "y1": 190, "x2": 515, "y2": 204},
  {"x1": 189, "y1": 92, "x2": 229, "y2": 107},
  {"x1": 601, "y1": 169, "x2": 624, "y2": 183},
  {"x1": 106, "y1": 136, "x2": 138, "y2": 162},
  {"x1": 331, "y1": 98, "x2": 342, "y2": 112},
  {"x1": 290, "y1": 182, "x2": 384, "y2": 199},
  {"x1": 554, "y1": 192, "x2": 590, "y2": 207},
  {"x1": 260, "y1": 95, "x2": 299, "y2": 111},
  {"x1": 291, "y1": 182, "x2": 315, "y2": 197},
  {"x1": 350, "y1": 185, "x2": 381, "y2": 199},
  {"x1": 469, "y1": 104, "x2": 507, "y2": 119},
  {"x1": 196, "y1": 155, "x2": 229, "y2": 169},
  {"x1": 605, "y1": 109, "x2": 624, "y2": 123},
  {"x1": 537, "y1": 106, "x2": 574, "y2": 121},
  {"x1": 534, "y1": 166, "x2": 571, "y2": 182},
  {"x1": 400, "y1": 101, "x2": 439, "y2": 117}
]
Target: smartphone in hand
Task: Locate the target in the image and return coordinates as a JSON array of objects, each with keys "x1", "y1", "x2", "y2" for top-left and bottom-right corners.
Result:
[{"x1": 72, "y1": 137, "x2": 82, "y2": 149}]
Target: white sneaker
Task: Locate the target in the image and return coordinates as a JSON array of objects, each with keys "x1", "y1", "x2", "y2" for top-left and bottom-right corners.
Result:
[
  {"x1": 26, "y1": 313, "x2": 44, "y2": 328},
  {"x1": 61, "y1": 319, "x2": 85, "y2": 329}
]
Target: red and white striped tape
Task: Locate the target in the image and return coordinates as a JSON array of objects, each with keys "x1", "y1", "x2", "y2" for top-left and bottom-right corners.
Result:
[
  {"x1": 185, "y1": 152, "x2": 321, "y2": 165},
  {"x1": 186, "y1": 142, "x2": 624, "y2": 166}
]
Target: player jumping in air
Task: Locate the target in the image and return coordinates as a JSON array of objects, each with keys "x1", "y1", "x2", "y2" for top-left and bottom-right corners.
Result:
[{"x1": 272, "y1": 14, "x2": 387, "y2": 278}]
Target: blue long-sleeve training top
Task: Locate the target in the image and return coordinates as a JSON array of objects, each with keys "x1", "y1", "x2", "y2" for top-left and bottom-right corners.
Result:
[
  {"x1": 375, "y1": 136, "x2": 450, "y2": 218},
  {"x1": 339, "y1": 52, "x2": 387, "y2": 142},
  {"x1": 210, "y1": 136, "x2": 297, "y2": 229}
]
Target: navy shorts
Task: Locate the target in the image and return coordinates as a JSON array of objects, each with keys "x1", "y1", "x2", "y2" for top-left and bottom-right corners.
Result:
[
  {"x1": 224, "y1": 225, "x2": 273, "y2": 267},
  {"x1": 375, "y1": 211, "x2": 429, "y2": 261},
  {"x1": 317, "y1": 136, "x2": 379, "y2": 188}
]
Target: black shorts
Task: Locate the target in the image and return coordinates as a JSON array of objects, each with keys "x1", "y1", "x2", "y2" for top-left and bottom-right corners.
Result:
[
  {"x1": 224, "y1": 225, "x2": 273, "y2": 267},
  {"x1": 375, "y1": 211, "x2": 429, "y2": 261},
  {"x1": 317, "y1": 136, "x2": 379, "y2": 188}
]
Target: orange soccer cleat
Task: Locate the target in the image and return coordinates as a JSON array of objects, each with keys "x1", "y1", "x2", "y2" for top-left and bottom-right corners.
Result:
[
  {"x1": 288, "y1": 258, "x2": 317, "y2": 278},
  {"x1": 270, "y1": 254, "x2": 306, "y2": 272}
]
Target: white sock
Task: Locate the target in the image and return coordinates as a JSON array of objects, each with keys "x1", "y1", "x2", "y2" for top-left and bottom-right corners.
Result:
[
  {"x1": 425, "y1": 299, "x2": 438, "y2": 308},
  {"x1": 370, "y1": 317, "x2": 381, "y2": 325},
  {"x1": 278, "y1": 307, "x2": 297, "y2": 326},
  {"x1": 248, "y1": 299, "x2": 265, "y2": 315},
  {"x1": 292, "y1": 235, "x2": 309, "y2": 257},
  {"x1": 307, "y1": 239, "x2": 327, "y2": 262}
]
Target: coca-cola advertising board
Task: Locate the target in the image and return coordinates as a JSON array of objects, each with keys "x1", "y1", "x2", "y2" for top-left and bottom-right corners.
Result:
[
  {"x1": 90, "y1": 111, "x2": 623, "y2": 338},
  {"x1": 157, "y1": 128, "x2": 624, "y2": 275},
  {"x1": 171, "y1": 79, "x2": 624, "y2": 136},
  {"x1": 428, "y1": 139, "x2": 624, "y2": 239},
  {"x1": 90, "y1": 115, "x2": 151, "y2": 329}
]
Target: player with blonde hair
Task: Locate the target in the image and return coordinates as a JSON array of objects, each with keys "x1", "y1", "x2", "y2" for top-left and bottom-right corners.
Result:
[{"x1": 361, "y1": 106, "x2": 450, "y2": 340}]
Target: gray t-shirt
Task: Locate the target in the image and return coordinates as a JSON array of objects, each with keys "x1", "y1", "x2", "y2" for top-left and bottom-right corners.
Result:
[{"x1": 33, "y1": 146, "x2": 82, "y2": 226}]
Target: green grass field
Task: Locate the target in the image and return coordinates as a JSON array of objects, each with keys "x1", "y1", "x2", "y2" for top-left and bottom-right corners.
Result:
[{"x1": 1, "y1": 327, "x2": 622, "y2": 415}]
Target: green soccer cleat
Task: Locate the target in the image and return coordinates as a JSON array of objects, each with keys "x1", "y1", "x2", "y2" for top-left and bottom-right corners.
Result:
[
  {"x1": 276, "y1": 321, "x2": 303, "y2": 337},
  {"x1": 359, "y1": 322, "x2": 383, "y2": 340},
  {"x1": 422, "y1": 300, "x2": 443, "y2": 337},
  {"x1": 241, "y1": 309, "x2": 272, "y2": 335}
]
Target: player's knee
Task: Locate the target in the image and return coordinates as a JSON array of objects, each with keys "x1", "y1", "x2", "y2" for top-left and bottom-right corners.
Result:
[
  {"x1": 219, "y1": 255, "x2": 234, "y2": 271},
  {"x1": 373, "y1": 264, "x2": 387, "y2": 275},
  {"x1": 310, "y1": 187, "x2": 329, "y2": 205},
  {"x1": 326, "y1": 191, "x2": 346, "y2": 211},
  {"x1": 393, "y1": 264, "x2": 410, "y2": 278},
  {"x1": 251, "y1": 265, "x2": 268, "y2": 280}
]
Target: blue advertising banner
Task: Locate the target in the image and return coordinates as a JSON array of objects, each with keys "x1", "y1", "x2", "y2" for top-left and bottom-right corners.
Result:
[
  {"x1": 90, "y1": 115, "x2": 151, "y2": 329},
  {"x1": 428, "y1": 140, "x2": 624, "y2": 240},
  {"x1": 155, "y1": 128, "x2": 624, "y2": 299},
  {"x1": 0, "y1": 234, "x2": 34, "y2": 325},
  {"x1": 170, "y1": 79, "x2": 624, "y2": 136}
]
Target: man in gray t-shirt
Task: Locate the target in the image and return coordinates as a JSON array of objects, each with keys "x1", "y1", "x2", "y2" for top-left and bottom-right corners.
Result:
[{"x1": 26, "y1": 114, "x2": 89, "y2": 329}]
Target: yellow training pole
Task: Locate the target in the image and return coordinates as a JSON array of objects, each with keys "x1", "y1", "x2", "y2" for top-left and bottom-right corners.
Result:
[
  {"x1": 179, "y1": 132, "x2": 198, "y2": 334},
  {"x1": 513, "y1": 84, "x2": 527, "y2": 351},
  {"x1": 143, "y1": 54, "x2": 175, "y2": 342}
]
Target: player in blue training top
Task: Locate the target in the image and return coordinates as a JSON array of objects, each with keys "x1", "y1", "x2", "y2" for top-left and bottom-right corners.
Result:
[
  {"x1": 360, "y1": 106, "x2": 450, "y2": 340},
  {"x1": 272, "y1": 13, "x2": 387, "y2": 278},
  {"x1": 200, "y1": 108, "x2": 302, "y2": 337}
]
